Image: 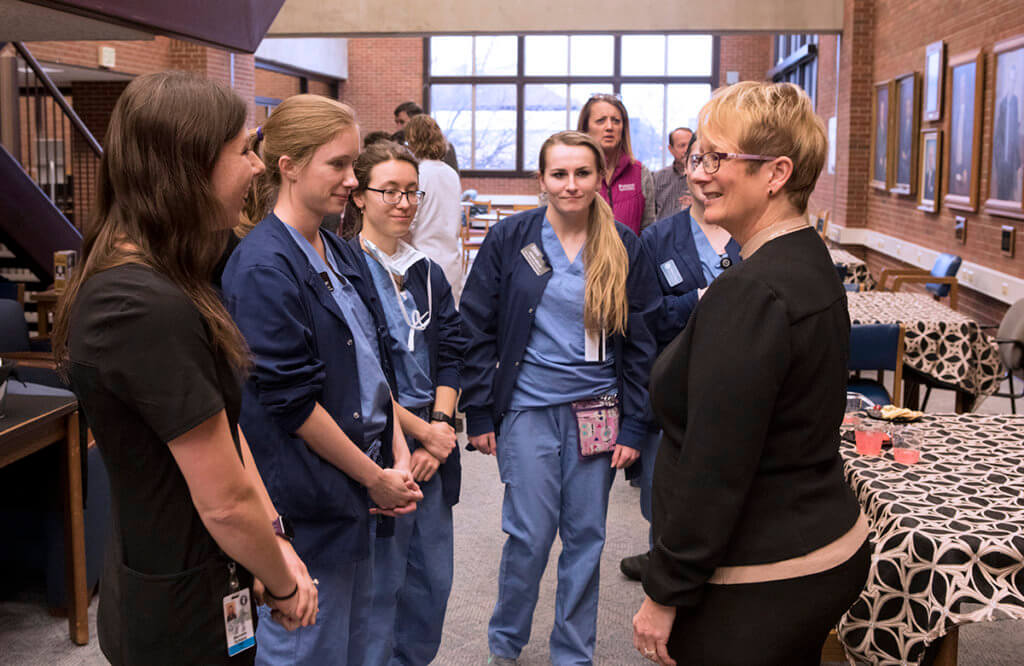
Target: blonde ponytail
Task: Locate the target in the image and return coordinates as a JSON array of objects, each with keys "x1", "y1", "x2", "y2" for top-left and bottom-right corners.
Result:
[{"x1": 538, "y1": 131, "x2": 630, "y2": 336}]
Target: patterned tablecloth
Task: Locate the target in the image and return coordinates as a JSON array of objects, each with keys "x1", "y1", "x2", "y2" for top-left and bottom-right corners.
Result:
[
  {"x1": 838, "y1": 414, "x2": 1024, "y2": 665},
  {"x1": 830, "y1": 248, "x2": 877, "y2": 290},
  {"x1": 847, "y1": 292, "x2": 1004, "y2": 401}
]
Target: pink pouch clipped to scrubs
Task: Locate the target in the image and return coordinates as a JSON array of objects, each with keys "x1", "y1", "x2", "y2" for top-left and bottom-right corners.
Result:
[{"x1": 571, "y1": 394, "x2": 620, "y2": 457}]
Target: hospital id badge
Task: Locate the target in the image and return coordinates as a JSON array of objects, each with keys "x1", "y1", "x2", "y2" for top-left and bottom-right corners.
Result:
[
  {"x1": 223, "y1": 587, "x2": 255, "y2": 656},
  {"x1": 660, "y1": 259, "x2": 683, "y2": 287},
  {"x1": 585, "y1": 327, "x2": 607, "y2": 362}
]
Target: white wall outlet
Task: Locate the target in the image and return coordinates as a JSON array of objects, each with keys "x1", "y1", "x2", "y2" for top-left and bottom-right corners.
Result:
[{"x1": 99, "y1": 46, "x2": 116, "y2": 68}]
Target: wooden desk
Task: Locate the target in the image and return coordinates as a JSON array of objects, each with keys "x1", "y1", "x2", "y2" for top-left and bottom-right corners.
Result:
[
  {"x1": 0, "y1": 393, "x2": 87, "y2": 645},
  {"x1": 32, "y1": 289, "x2": 59, "y2": 339}
]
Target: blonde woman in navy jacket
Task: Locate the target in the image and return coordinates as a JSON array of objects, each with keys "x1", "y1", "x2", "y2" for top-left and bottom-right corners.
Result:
[
  {"x1": 460, "y1": 130, "x2": 659, "y2": 665},
  {"x1": 222, "y1": 96, "x2": 423, "y2": 665}
]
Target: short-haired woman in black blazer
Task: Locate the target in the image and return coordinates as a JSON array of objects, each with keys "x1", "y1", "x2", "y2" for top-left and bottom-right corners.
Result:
[{"x1": 632, "y1": 81, "x2": 871, "y2": 666}]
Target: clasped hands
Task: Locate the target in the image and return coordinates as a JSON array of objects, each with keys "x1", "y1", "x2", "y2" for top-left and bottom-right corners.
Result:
[{"x1": 254, "y1": 542, "x2": 319, "y2": 630}]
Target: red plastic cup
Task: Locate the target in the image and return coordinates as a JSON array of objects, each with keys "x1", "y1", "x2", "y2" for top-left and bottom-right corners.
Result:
[
  {"x1": 893, "y1": 447, "x2": 920, "y2": 464},
  {"x1": 855, "y1": 430, "x2": 885, "y2": 456}
]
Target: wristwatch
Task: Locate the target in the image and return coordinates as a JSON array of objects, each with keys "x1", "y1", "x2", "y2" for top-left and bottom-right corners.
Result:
[
  {"x1": 430, "y1": 411, "x2": 455, "y2": 428},
  {"x1": 271, "y1": 514, "x2": 294, "y2": 542}
]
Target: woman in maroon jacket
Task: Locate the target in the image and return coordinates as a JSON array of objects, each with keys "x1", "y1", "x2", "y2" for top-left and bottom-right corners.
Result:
[{"x1": 577, "y1": 94, "x2": 655, "y2": 234}]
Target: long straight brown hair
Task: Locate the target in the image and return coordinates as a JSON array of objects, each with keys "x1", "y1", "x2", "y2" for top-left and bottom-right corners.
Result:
[
  {"x1": 538, "y1": 131, "x2": 629, "y2": 335},
  {"x1": 53, "y1": 71, "x2": 251, "y2": 371}
]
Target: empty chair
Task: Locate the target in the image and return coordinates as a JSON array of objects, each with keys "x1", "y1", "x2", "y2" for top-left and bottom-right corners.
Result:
[
  {"x1": 877, "y1": 253, "x2": 962, "y2": 310},
  {"x1": 848, "y1": 323, "x2": 904, "y2": 406},
  {"x1": 991, "y1": 298, "x2": 1024, "y2": 414}
]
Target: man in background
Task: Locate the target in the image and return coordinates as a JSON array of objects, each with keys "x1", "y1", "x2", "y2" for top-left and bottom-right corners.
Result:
[
  {"x1": 392, "y1": 101, "x2": 460, "y2": 173},
  {"x1": 652, "y1": 127, "x2": 693, "y2": 220}
]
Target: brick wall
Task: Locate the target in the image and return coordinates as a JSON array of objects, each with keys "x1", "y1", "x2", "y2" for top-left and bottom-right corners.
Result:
[
  {"x1": 816, "y1": 0, "x2": 1024, "y2": 321},
  {"x1": 718, "y1": 34, "x2": 773, "y2": 86},
  {"x1": 340, "y1": 37, "x2": 423, "y2": 138},
  {"x1": 24, "y1": 37, "x2": 175, "y2": 76},
  {"x1": 23, "y1": 37, "x2": 260, "y2": 126},
  {"x1": 255, "y1": 68, "x2": 302, "y2": 102}
]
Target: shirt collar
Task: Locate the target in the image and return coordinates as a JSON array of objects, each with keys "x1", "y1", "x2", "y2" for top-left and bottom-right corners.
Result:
[{"x1": 739, "y1": 216, "x2": 810, "y2": 259}]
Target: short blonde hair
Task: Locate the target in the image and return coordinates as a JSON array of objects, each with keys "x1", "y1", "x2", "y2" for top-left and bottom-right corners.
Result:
[{"x1": 698, "y1": 81, "x2": 826, "y2": 213}]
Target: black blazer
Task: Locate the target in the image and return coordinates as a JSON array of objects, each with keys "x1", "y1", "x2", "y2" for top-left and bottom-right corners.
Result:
[{"x1": 643, "y1": 228, "x2": 862, "y2": 608}]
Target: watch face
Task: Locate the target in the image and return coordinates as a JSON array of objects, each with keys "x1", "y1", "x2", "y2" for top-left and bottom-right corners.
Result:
[{"x1": 274, "y1": 515, "x2": 294, "y2": 540}]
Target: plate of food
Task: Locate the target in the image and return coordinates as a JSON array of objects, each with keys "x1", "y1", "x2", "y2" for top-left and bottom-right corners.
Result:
[{"x1": 862, "y1": 405, "x2": 925, "y2": 423}]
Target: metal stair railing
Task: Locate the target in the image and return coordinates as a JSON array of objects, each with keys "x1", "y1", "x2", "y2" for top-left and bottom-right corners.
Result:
[{"x1": 3, "y1": 42, "x2": 103, "y2": 230}]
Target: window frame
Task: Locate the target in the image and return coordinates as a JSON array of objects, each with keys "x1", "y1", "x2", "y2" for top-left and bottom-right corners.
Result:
[
  {"x1": 768, "y1": 34, "x2": 818, "y2": 106},
  {"x1": 423, "y1": 34, "x2": 720, "y2": 177}
]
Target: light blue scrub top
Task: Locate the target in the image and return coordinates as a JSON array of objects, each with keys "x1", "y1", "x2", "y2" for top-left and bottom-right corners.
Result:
[
  {"x1": 691, "y1": 216, "x2": 729, "y2": 285},
  {"x1": 283, "y1": 224, "x2": 390, "y2": 445},
  {"x1": 509, "y1": 218, "x2": 616, "y2": 410},
  {"x1": 364, "y1": 252, "x2": 434, "y2": 410}
]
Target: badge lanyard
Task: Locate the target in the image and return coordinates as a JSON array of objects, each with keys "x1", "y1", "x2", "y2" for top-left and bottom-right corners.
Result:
[{"x1": 362, "y1": 237, "x2": 432, "y2": 351}]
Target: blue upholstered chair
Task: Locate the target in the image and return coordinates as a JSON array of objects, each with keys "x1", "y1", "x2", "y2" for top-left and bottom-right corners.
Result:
[
  {"x1": 877, "y1": 253, "x2": 962, "y2": 310},
  {"x1": 848, "y1": 323, "x2": 905, "y2": 406}
]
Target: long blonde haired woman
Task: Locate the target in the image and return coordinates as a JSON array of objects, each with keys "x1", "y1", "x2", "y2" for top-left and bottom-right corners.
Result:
[{"x1": 459, "y1": 130, "x2": 659, "y2": 664}]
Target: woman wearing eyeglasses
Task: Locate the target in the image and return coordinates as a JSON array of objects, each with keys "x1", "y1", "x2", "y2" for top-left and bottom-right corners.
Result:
[
  {"x1": 342, "y1": 141, "x2": 467, "y2": 666},
  {"x1": 461, "y1": 130, "x2": 658, "y2": 665},
  {"x1": 632, "y1": 82, "x2": 870, "y2": 666},
  {"x1": 222, "y1": 95, "x2": 423, "y2": 665},
  {"x1": 577, "y1": 94, "x2": 656, "y2": 235},
  {"x1": 619, "y1": 133, "x2": 743, "y2": 583}
]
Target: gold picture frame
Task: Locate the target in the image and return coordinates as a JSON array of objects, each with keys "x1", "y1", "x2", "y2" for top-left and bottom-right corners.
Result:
[
  {"x1": 984, "y1": 34, "x2": 1024, "y2": 220},
  {"x1": 871, "y1": 80, "x2": 895, "y2": 191},
  {"x1": 917, "y1": 128, "x2": 942, "y2": 213},
  {"x1": 944, "y1": 49, "x2": 984, "y2": 212},
  {"x1": 924, "y1": 40, "x2": 945, "y2": 122},
  {"x1": 891, "y1": 72, "x2": 921, "y2": 195}
]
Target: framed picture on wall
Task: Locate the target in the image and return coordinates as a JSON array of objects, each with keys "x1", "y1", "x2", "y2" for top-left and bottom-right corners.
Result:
[
  {"x1": 924, "y1": 41, "x2": 945, "y2": 122},
  {"x1": 917, "y1": 129, "x2": 942, "y2": 213},
  {"x1": 871, "y1": 80, "x2": 894, "y2": 190},
  {"x1": 891, "y1": 72, "x2": 920, "y2": 195},
  {"x1": 984, "y1": 35, "x2": 1024, "y2": 219},
  {"x1": 944, "y1": 49, "x2": 984, "y2": 212}
]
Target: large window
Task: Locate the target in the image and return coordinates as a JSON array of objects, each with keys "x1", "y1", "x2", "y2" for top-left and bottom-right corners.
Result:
[
  {"x1": 425, "y1": 34, "x2": 717, "y2": 175},
  {"x1": 770, "y1": 34, "x2": 818, "y2": 106}
]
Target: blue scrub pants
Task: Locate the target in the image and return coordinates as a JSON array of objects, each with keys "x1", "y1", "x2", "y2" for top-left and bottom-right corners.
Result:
[
  {"x1": 255, "y1": 554, "x2": 372, "y2": 665},
  {"x1": 639, "y1": 430, "x2": 662, "y2": 548},
  {"x1": 488, "y1": 404, "x2": 616, "y2": 665},
  {"x1": 366, "y1": 468, "x2": 454, "y2": 665}
]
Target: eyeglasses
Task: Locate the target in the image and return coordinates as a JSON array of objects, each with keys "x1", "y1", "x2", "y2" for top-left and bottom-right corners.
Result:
[
  {"x1": 687, "y1": 151, "x2": 779, "y2": 175},
  {"x1": 365, "y1": 187, "x2": 425, "y2": 205}
]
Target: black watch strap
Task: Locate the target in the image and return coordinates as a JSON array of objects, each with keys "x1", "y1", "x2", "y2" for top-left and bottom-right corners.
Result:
[
  {"x1": 271, "y1": 514, "x2": 294, "y2": 542},
  {"x1": 430, "y1": 411, "x2": 455, "y2": 427}
]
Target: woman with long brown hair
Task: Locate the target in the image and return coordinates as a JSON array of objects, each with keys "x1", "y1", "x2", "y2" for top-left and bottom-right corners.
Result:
[
  {"x1": 52, "y1": 71, "x2": 317, "y2": 665},
  {"x1": 459, "y1": 130, "x2": 658, "y2": 664},
  {"x1": 577, "y1": 94, "x2": 656, "y2": 235}
]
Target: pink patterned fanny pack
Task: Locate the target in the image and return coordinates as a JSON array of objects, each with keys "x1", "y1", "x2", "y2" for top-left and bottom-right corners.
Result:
[{"x1": 571, "y1": 394, "x2": 620, "y2": 457}]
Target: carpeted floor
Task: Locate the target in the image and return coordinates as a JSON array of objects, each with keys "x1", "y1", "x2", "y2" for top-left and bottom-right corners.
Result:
[{"x1": 3, "y1": 383, "x2": 1024, "y2": 665}]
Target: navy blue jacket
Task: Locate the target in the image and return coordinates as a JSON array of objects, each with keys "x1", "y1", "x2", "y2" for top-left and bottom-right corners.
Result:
[
  {"x1": 346, "y1": 236, "x2": 467, "y2": 506},
  {"x1": 640, "y1": 208, "x2": 742, "y2": 351},
  {"x1": 222, "y1": 215, "x2": 397, "y2": 563},
  {"x1": 459, "y1": 207, "x2": 659, "y2": 450}
]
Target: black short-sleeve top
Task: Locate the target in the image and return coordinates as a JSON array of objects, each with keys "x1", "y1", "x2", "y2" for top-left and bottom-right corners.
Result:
[
  {"x1": 70, "y1": 263, "x2": 242, "y2": 572},
  {"x1": 69, "y1": 264, "x2": 252, "y2": 664}
]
